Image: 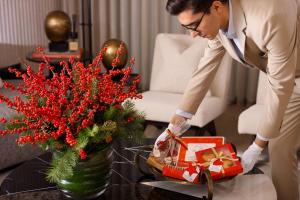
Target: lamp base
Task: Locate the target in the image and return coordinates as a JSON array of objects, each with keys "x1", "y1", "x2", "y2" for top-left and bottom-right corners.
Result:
[{"x1": 49, "y1": 41, "x2": 69, "y2": 52}]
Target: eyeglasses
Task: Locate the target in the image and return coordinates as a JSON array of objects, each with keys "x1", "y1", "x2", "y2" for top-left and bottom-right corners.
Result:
[{"x1": 181, "y1": 13, "x2": 206, "y2": 33}]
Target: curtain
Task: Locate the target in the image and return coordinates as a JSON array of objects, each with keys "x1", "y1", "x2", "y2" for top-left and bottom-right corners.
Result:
[
  {"x1": 229, "y1": 61, "x2": 259, "y2": 105},
  {"x1": 0, "y1": 0, "x2": 61, "y2": 67}
]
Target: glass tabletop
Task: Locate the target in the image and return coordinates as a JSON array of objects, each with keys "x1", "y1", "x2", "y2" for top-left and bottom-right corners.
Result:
[
  {"x1": 0, "y1": 138, "x2": 273, "y2": 200},
  {"x1": 0, "y1": 139, "x2": 208, "y2": 200}
]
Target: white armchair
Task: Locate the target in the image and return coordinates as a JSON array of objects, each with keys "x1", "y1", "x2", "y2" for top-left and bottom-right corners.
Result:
[
  {"x1": 133, "y1": 33, "x2": 233, "y2": 136},
  {"x1": 238, "y1": 72, "x2": 266, "y2": 135}
]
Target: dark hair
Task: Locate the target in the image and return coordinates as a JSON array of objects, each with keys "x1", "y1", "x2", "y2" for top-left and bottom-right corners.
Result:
[{"x1": 166, "y1": 0, "x2": 228, "y2": 15}]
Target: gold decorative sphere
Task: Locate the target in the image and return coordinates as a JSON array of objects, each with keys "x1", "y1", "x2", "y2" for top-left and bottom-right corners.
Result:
[
  {"x1": 101, "y1": 39, "x2": 128, "y2": 71},
  {"x1": 44, "y1": 10, "x2": 71, "y2": 42}
]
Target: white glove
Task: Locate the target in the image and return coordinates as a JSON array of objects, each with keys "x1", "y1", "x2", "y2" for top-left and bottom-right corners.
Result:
[
  {"x1": 155, "y1": 122, "x2": 190, "y2": 146},
  {"x1": 153, "y1": 121, "x2": 190, "y2": 157},
  {"x1": 241, "y1": 142, "x2": 264, "y2": 174}
]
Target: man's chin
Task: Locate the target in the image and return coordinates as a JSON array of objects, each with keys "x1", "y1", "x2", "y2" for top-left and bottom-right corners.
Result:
[
  {"x1": 197, "y1": 34, "x2": 216, "y2": 40},
  {"x1": 206, "y1": 35, "x2": 216, "y2": 40},
  {"x1": 208, "y1": 33, "x2": 220, "y2": 40}
]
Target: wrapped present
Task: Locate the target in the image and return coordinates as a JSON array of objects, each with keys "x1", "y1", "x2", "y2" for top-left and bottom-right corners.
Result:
[
  {"x1": 150, "y1": 130, "x2": 230, "y2": 182},
  {"x1": 195, "y1": 144, "x2": 243, "y2": 180},
  {"x1": 177, "y1": 136, "x2": 225, "y2": 163},
  {"x1": 147, "y1": 156, "x2": 201, "y2": 183}
]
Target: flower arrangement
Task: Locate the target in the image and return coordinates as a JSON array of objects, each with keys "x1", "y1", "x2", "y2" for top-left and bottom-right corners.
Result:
[{"x1": 0, "y1": 44, "x2": 145, "y2": 183}]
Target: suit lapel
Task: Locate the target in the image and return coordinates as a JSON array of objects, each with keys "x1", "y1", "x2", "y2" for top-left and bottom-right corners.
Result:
[
  {"x1": 231, "y1": 0, "x2": 247, "y2": 55},
  {"x1": 219, "y1": 34, "x2": 243, "y2": 62}
]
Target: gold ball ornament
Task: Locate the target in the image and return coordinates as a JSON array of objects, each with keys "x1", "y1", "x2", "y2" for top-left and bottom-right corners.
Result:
[
  {"x1": 101, "y1": 39, "x2": 128, "y2": 71},
  {"x1": 44, "y1": 10, "x2": 71, "y2": 42}
]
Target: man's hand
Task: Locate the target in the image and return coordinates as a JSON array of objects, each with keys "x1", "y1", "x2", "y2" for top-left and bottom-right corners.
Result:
[
  {"x1": 154, "y1": 120, "x2": 190, "y2": 148},
  {"x1": 153, "y1": 115, "x2": 190, "y2": 157},
  {"x1": 241, "y1": 141, "x2": 264, "y2": 173}
]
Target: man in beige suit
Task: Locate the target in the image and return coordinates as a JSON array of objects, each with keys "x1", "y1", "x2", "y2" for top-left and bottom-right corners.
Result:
[{"x1": 154, "y1": 0, "x2": 300, "y2": 199}]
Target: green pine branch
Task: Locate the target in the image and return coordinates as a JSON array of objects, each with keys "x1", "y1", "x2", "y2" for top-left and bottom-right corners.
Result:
[
  {"x1": 103, "y1": 106, "x2": 121, "y2": 121},
  {"x1": 74, "y1": 128, "x2": 91, "y2": 150},
  {"x1": 90, "y1": 121, "x2": 117, "y2": 144},
  {"x1": 46, "y1": 149, "x2": 78, "y2": 183}
]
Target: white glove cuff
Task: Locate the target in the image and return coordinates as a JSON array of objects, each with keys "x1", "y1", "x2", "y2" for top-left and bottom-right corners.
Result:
[
  {"x1": 175, "y1": 109, "x2": 193, "y2": 119},
  {"x1": 250, "y1": 142, "x2": 264, "y2": 153},
  {"x1": 256, "y1": 133, "x2": 270, "y2": 142}
]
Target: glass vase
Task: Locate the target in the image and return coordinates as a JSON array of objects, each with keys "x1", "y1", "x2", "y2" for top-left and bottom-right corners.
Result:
[{"x1": 56, "y1": 146, "x2": 113, "y2": 200}]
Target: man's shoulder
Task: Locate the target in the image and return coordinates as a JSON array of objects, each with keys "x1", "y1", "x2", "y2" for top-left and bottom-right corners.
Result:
[
  {"x1": 238, "y1": 0, "x2": 296, "y2": 17},
  {"x1": 236, "y1": 0, "x2": 297, "y2": 32}
]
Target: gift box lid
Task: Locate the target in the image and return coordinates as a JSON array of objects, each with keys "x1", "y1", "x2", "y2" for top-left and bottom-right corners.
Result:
[
  {"x1": 177, "y1": 136, "x2": 225, "y2": 162},
  {"x1": 195, "y1": 143, "x2": 243, "y2": 180}
]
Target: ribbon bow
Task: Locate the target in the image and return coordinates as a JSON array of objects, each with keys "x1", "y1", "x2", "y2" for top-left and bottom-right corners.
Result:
[{"x1": 199, "y1": 147, "x2": 239, "y2": 175}]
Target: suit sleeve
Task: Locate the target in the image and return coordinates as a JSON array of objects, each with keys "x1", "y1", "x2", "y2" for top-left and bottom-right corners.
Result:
[
  {"x1": 178, "y1": 37, "x2": 226, "y2": 114},
  {"x1": 258, "y1": 11, "x2": 297, "y2": 139}
]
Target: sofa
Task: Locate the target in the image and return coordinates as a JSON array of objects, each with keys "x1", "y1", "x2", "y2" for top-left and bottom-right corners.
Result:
[{"x1": 0, "y1": 79, "x2": 42, "y2": 171}]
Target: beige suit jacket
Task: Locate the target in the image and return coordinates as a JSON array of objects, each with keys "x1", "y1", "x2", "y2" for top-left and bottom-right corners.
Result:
[{"x1": 179, "y1": 0, "x2": 300, "y2": 139}]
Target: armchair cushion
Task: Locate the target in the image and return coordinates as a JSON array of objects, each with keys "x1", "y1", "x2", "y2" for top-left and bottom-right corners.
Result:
[
  {"x1": 134, "y1": 91, "x2": 224, "y2": 127},
  {"x1": 238, "y1": 104, "x2": 264, "y2": 134},
  {"x1": 134, "y1": 33, "x2": 232, "y2": 131},
  {"x1": 150, "y1": 34, "x2": 207, "y2": 94}
]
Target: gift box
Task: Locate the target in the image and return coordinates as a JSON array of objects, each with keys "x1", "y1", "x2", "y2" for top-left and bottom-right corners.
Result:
[
  {"x1": 147, "y1": 156, "x2": 201, "y2": 183},
  {"x1": 162, "y1": 162, "x2": 201, "y2": 183},
  {"x1": 177, "y1": 136, "x2": 225, "y2": 163},
  {"x1": 195, "y1": 144, "x2": 243, "y2": 180}
]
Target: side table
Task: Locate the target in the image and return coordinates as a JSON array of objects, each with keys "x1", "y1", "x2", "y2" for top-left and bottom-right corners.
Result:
[{"x1": 25, "y1": 50, "x2": 92, "y2": 76}]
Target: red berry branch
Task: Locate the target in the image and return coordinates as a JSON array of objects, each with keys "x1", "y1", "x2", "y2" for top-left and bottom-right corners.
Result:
[{"x1": 0, "y1": 46, "x2": 142, "y2": 147}]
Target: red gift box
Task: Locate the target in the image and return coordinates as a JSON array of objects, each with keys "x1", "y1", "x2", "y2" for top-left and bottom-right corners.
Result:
[
  {"x1": 147, "y1": 156, "x2": 201, "y2": 183},
  {"x1": 162, "y1": 162, "x2": 201, "y2": 183},
  {"x1": 177, "y1": 136, "x2": 225, "y2": 163},
  {"x1": 195, "y1": 144, "x2": 243, "y2": 180}
]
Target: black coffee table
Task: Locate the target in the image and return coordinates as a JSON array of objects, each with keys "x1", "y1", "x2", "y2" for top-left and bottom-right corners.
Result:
[{"x1": 0, "y1": 139, "x2": 207, "y2": 200}]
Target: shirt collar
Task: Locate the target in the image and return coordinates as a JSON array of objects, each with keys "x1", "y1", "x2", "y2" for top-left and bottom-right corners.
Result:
[{"x1": 221, "y1": 0, "x2": 237, "y2": 39}]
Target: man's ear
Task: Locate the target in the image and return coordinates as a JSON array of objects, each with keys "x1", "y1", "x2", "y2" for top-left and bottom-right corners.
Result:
[{"x1": 211, "y1": 0, "x2": 226, "y2": 14}]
